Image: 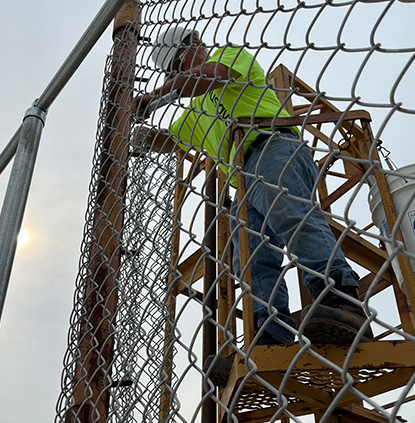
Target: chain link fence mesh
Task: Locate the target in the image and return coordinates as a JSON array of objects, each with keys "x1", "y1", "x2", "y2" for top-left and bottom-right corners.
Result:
[{"x1": 55, "y1": 1, "x2": 415, "y2": 422}]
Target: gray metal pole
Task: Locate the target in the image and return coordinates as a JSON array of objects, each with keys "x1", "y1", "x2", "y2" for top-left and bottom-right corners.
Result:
[
  {"x1": 0, "y1": 125, "x2": 23, "y2": 175},
  {"x1": 0, "y1": 0, "x2": 128, "y2": 175},
  {"x1": 0, "y1": 105, "x2": 47, "y2": 320},
  {"x1": 0, "y1": 0, "x2": 130, "y2": 321}
]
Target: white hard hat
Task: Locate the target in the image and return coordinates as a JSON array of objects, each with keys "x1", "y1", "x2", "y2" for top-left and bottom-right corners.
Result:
[{"x1": 151, "y1": 26, "x2": 200, "y2": 72}]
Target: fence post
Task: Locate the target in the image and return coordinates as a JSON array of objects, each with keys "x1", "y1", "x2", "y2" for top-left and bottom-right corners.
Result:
[
  {"x1": 65, "y1": 2, "x2": 140, "y2": 422},
  {"x1": 0, "y1": 105, "x2": 47, "y2": 321}
]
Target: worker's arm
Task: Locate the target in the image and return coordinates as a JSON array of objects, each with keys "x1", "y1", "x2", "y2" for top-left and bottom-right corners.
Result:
[
  {"x1": 132, "y1": 54, "x2": 240, "y2": 154},
  {"x1": 132, "y1": 60, "x2": 240, "y2": 116}
]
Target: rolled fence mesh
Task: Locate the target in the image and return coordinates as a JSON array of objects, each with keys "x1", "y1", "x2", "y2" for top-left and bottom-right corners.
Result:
[{"x1": 55, "y1": 1, "x2": 415, "y2": 423}]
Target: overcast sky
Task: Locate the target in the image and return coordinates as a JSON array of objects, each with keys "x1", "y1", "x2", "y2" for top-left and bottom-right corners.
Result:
[{"x1": 0, "y1": 1, "x2": 414, "y2": 423}]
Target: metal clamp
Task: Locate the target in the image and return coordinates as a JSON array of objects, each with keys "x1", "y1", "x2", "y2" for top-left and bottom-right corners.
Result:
[{"x1": 23, "y1": 101, "x2": 48, "y2": 126}]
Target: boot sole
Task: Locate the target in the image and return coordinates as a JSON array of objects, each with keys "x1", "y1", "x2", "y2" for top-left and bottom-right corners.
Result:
[{"x1": 302, "y1": 318, "x2": 370, "y2": 345}]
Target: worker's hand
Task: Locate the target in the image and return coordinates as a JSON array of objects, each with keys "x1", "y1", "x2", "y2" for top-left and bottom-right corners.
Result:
[{"x1": 132, "y1": 94, "x2": 154, "y2": 120}]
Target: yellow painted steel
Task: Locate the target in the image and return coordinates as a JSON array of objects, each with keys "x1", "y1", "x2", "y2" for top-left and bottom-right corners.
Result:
[
  {"x1": 168, "y1": 64, "x2": 415, "y2": 423},
  {"x1": 234, "y1": 128, "x2": 255, "y2": 349}
]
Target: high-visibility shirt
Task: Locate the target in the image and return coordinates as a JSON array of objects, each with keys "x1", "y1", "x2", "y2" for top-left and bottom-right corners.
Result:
[{"x1": 170, "y1": 45, "x2": 298, "y2": 186}]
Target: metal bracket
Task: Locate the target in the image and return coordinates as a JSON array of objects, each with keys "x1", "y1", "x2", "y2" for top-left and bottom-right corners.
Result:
[{"x1": 23, "y1": 101, "x2": 48, "y2": 126}]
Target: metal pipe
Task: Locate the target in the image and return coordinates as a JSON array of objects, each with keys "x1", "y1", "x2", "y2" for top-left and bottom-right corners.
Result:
[
  {"x1": 65, "y1": 2, "x2": 139, "y2": 421},
  {"x1": 36, "y1": 0, "x2": 129, "y2": 111},
  {"x1": 0, "y1": 0, "x2": 128, "y2": 175},
  {"x1": 0, "y1": 125, "x2": 23, "y2": 175},
  {"x1": 0, "y1": 106, "x2": 47, "y2": 321}
]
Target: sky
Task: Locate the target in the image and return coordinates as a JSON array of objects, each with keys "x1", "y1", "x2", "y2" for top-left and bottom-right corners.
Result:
[{"x1": 0, "y1": 1, "x2": 414, "y2": 423}]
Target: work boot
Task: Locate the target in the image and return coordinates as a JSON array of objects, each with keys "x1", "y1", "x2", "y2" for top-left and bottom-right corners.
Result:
[{"x1": 301, "y1": 271, "x2": 374, "y2": 344}]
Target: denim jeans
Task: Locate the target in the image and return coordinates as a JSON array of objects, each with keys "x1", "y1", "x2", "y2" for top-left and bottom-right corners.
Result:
[{"x1": 229, "y1": 132, "x2": 359, "y2": 344}]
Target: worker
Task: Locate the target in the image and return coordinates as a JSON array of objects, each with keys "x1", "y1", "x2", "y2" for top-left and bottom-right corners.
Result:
[{"x1": 132, "y1": 26, "x2": 373, "y2": 353}]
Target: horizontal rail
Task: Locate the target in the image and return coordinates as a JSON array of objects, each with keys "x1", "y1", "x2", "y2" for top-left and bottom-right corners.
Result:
[{"x1": 235, "y1": 110, "x2": 372, "y2": 128}]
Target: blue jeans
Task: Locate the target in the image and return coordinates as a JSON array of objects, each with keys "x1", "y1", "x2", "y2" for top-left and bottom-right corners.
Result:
[{"x1": 229, "y1": 132, "x2": 359, "y2": 344}]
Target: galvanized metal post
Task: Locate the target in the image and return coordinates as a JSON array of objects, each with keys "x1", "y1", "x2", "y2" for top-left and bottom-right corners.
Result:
[
  {"x1": 0, "y1": 0, "x2": 128, "y2": 323},
  {"x1": 0, "y1": 105, "x2": 47, "y2": 321}
]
